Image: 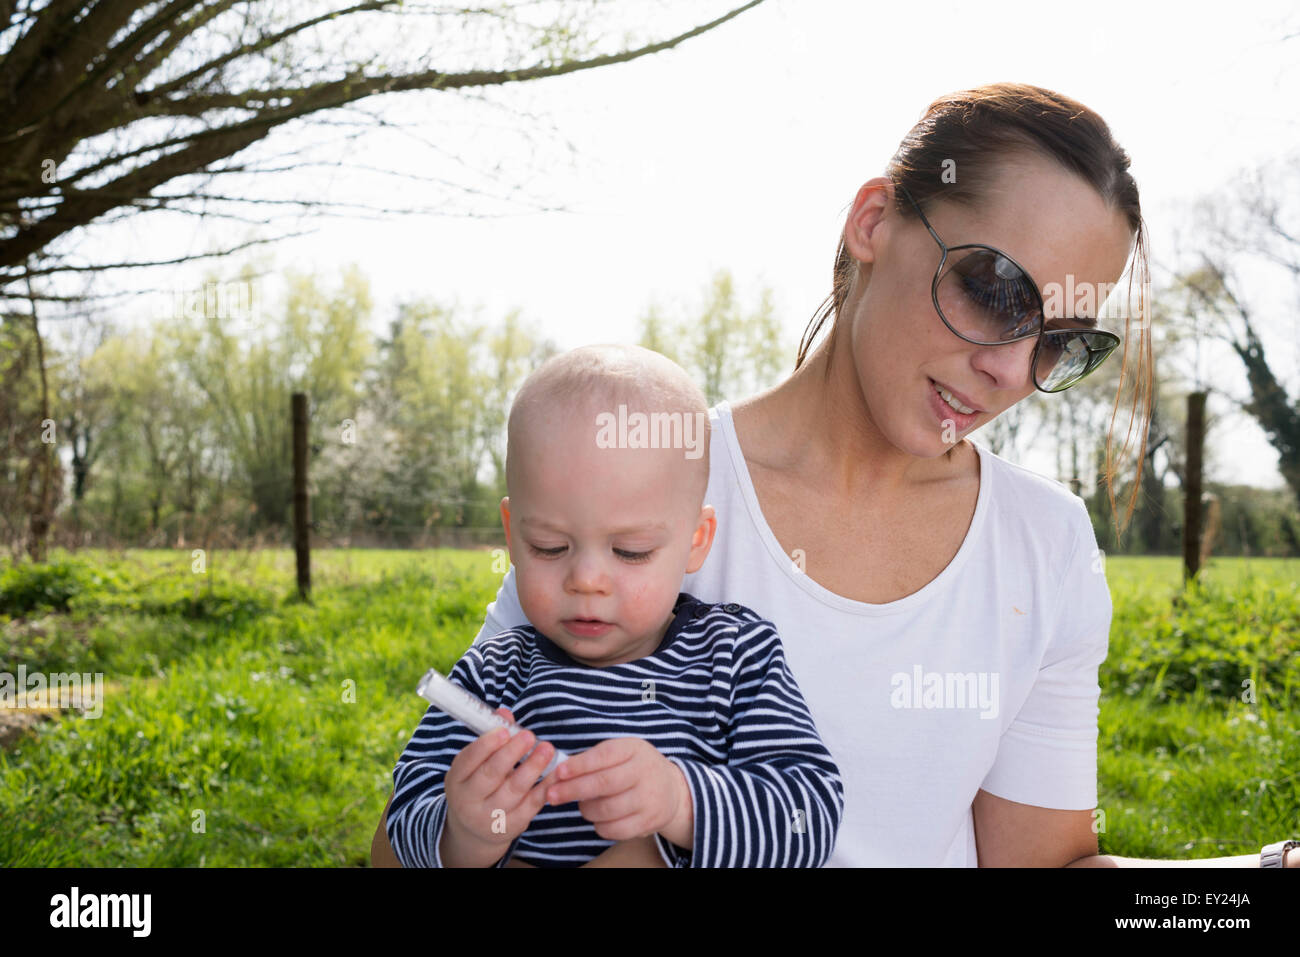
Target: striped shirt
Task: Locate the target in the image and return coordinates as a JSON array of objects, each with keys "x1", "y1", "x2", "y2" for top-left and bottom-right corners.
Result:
[{"x1": 387, "y1": 592, "x2": 845, "y2": 867}]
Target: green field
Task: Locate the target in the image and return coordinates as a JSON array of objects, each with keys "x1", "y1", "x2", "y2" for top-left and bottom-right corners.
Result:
[{"x1": 1, "y1": 549, "x2": 1297, "y2": 866}]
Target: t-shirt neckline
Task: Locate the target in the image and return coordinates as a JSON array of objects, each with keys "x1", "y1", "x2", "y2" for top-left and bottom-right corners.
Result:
[{"x1": 712, "y1": 399, "x2": 991, "y2": 617}]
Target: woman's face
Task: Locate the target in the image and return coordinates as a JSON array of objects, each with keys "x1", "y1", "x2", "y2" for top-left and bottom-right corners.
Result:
[{"x1": 841, "y1": 152, "x2": 1134, "y2": 458}]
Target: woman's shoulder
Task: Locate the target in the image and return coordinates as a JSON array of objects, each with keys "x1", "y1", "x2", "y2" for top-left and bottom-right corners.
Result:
[{"x1": 972, "y1": 439, "x2": 1094, "y2": 536}]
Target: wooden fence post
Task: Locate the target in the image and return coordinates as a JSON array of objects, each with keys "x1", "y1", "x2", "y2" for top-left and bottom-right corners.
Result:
[
  {"x1": 292, "y1": 392, "x2": 311, "y2": 601},
  {"x1": 1182, "y1": 391, "x2": 1207, "y2": 584}
]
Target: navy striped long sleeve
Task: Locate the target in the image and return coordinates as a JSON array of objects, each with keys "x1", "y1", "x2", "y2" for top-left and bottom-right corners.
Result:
[{"x1": 386, "y1": 592, "x2": 844, "y2": 867}]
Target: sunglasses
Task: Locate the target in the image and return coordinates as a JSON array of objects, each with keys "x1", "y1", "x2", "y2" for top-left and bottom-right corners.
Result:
[{"x1": 895, "y1": 182, "x2": 1121, "y2": 393}]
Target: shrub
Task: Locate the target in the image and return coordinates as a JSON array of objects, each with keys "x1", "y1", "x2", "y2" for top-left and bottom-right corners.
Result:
[{"x1": 0, "y1": 560, "x2": 114, "y2": 616}]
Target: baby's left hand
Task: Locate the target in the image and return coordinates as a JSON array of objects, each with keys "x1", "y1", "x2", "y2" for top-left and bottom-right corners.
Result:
[{"x1": 546, "y1": 738, "x2": 692, "y2": 847}]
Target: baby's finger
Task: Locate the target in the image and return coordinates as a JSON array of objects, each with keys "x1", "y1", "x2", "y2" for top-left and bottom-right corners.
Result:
[
  {"x1": 446, "y1": 725, "x2": 514, "y2": 789},
  {"x1": 532, "y1": 765, "x2": 563, "y2": 801},
  {"x1": 547, "y1": 760, "x2": 636, "y2": 806},
  {"x1": 576, "y1": 788, "x2": 642, "y2": 824},
  {"x1": 494, "y1": 739, "x2": 555, "y2": 807},
  {"x1": 551, "y1": 739, "x2": 623, "y2": 781},
  {"x1": 550, "y1": 738, "x2": 645, "y2": 784},
  {"x1": 512, "y1": 771, "x2": 551, "y2": 825},
  {"x1": 478, "y1": 727, "x2": 538, "y2": 787}
]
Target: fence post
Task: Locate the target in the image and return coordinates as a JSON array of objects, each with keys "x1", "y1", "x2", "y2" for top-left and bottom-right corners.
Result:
[
  {"x1": 1182, "y1": 391, "x2": 1206, "y2": 584},
  {"x1": 292, "y1": 392, "x2": 311, "y2": 600}
]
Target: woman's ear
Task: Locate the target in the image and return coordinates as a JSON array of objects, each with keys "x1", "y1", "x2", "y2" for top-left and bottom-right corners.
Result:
[{"x1": 844, "y1": 177, "x2": 894, "y2": 265}]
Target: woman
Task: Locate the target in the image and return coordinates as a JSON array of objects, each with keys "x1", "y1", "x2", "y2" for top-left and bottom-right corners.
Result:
[{"x1": 372, "y1": 82, "x2": 1296, "y2": 867}]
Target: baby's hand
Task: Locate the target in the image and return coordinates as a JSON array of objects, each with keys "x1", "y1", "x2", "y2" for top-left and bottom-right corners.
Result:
[
  {"x1": 441, "y1": 707, "x2": 556, "y2": 867},
  {"x1": 546, "y1": 738, "x2": 693, "y2": 849}
]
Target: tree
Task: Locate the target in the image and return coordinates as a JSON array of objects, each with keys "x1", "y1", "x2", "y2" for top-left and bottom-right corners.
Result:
[
  {"x1": 1, "y1": 0, "x2": 766, "y2": 560},
  {"x1": 81, "y1": 324, "x2": 210, "y2": 539},
  {"x1": 174, "y1": 265, "x2": 372, "y2": 531},
  {"x1": 0, "y1": 310, "x2": 62, "y2": 559},
  {"x1": 1172, "y1": 154, "x2": 1300, "y2": 509},
  {"x1": 311, "y1": 297, "x2": 551, "y2": 543},
  {"x1": 61, "y1": 334, "x2": 112, "y2": 507},
  {"x1": 0, "y1": 0, "x2": 766, "y2": 286},
  {"x1": 479, "y1": 308, "x2": 558, "y2": 491},
  {"x1": 637, "y1": 269, "x2": 789, "y2": 406}
]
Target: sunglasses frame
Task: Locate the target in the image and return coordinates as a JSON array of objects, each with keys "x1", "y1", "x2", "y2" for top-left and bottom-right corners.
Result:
[{"x1": 894, "y1": 182, "x2": 1121, "y2": 393}]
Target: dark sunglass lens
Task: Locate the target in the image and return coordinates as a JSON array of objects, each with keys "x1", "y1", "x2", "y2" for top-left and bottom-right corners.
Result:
[
  {"x1": 1036, "y1": 332, "x2": 1113, "y2": 390},
  {"x1": 936, "y1": 249, "x2": 1040, "y2": 343}
]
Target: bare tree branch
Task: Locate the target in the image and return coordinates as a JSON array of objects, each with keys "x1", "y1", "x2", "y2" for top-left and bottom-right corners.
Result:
[
  {"x1": 1, "y1": 0, "x2": 767, "y2": 276},
  {"x1": 1, "y1": 231, "x2": 308, "y2": 280}
]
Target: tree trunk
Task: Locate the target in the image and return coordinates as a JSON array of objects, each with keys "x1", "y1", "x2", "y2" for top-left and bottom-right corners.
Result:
[{"x1": 23, "y1": 269, "x2": 56, "y2": 563}]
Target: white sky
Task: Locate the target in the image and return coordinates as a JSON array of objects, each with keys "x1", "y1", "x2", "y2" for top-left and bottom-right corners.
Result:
[{"x1": 64, "y1": 0, "x2": 1300, "y2": 491}]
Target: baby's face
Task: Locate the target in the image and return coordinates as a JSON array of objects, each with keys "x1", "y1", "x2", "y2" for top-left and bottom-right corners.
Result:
[{"x1": 502, "y1": 411, "x2": 715, "y2": 668}]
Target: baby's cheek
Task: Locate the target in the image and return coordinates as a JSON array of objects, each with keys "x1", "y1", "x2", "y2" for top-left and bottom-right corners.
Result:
[
  {"x1": 623, "y1": 579, "x2": 654, "y2": 615},
  {"x1": 517, "y1": 569, "x2": 556, "y2": 622},
  {"x1": 627, "y1": 575, "x2": 674, "y2": 625}
]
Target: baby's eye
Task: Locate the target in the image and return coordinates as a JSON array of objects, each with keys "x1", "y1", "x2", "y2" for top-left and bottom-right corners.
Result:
[
  {"x1": 614, "y1": 548, "x2": 654, "y2": 563},
  {"x1": 528, "y1": 544, "x2": 566, "y2": 557}
]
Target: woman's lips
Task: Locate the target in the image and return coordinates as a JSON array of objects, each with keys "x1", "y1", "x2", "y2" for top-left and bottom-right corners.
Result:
[{"x1": 927, "y1": 378, "x2": 980, "y2": 430}]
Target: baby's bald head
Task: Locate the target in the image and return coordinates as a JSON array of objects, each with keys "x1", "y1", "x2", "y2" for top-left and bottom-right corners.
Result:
[{"x1": 506, "y1": 345, "x2": 710, "y2": 511}]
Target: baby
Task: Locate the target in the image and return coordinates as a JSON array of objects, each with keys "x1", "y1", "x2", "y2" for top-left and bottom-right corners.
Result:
[{"x1": 386, "y1": 344, "x2": 843, "y2": 867}]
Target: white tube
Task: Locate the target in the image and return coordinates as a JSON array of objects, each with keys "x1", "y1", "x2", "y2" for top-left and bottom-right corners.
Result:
[{"x1": 416, "y1": 668, "x2": 568, "y2": 777}]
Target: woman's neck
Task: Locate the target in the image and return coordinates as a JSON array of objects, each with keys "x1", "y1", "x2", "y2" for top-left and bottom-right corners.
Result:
[{"x1": 733, "y1": 330, "x2": 966, "y2": 502}]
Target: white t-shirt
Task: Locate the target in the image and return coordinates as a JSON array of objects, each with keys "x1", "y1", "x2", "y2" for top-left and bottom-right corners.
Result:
[{"x1": 472, "y1": 400, "x2": 1113, "y2": 866}]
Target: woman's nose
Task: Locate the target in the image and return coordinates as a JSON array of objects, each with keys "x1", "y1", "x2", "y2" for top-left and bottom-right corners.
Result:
[{"x1": 969, "y1": 333, "x2": 1040, "y2": 391}]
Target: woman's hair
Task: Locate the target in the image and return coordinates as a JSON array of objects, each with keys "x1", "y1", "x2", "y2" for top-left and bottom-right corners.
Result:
[{"x1": 795, "y1": 82, "x2": 1152, "y2": 541}]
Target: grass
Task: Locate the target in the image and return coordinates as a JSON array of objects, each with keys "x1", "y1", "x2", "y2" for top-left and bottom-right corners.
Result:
[
  {"x1": 0, "y1": 549, "x2": 1296, "y2": 865},
  {"x1": 1095, "y1": 556, "x2": 1300, "y2": 859},
  {"x1": 0, "y1": 548, "x2": 501, "y2": 866}
]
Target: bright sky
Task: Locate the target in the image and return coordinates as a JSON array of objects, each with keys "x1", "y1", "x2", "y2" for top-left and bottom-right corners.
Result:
[{"x1": 71, "y1": 0, "x2": 1300, "y2": 491}]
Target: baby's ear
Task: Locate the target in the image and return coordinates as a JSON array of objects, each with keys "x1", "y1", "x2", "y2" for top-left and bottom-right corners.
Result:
[
  {"x1": 499, "y1": 497, "x2": 512, "y2": 545},
  {"x1": 685, "y1": 505, "x2": 717, "y2": 573}
]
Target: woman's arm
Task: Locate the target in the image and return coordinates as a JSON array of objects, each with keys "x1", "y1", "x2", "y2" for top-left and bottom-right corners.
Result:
[
  {"x1": 1066, "y1": 853, "x2": 1269, "y2": 867},
  {"x1": 372, "y1": 793, "x2": 401, "y2": 867},
  {"x1": 972, "y1": 789, "x2": 1296, "y2": 867}
]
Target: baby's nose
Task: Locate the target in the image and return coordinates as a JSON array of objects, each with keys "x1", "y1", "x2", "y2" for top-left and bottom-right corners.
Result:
[{"x1": 565, "y1": 554, "x2": 608, "y2": 592}]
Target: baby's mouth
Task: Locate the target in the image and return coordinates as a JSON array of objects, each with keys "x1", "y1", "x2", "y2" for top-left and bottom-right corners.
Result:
[{"x1": 563, "y1": 617, "x2": 613, "y2": 635}]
